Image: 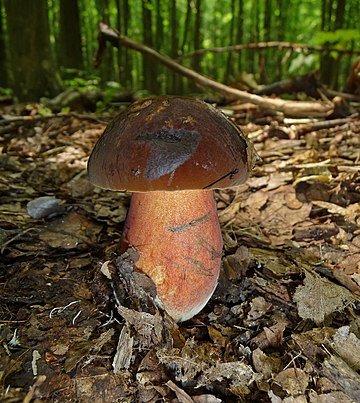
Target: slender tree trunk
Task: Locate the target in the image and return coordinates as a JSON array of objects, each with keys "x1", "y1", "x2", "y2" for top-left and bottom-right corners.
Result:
[
  {"x1": 236, "y1": 0, "x2": 244, "y2": 72},
  {"x1": 4, "y1": 0, "x2": 62, "y2": 101},
  {"x1": 249, "y1": 0, "x2": 259, "y2": 76},
  {"x1": 224, "y1": 0, "x2": 236, "y2": 83},
  {"x1": 0, "y1": 0, "x2": 8, "y2": 88},
  {"x1": 155, "y1": 0, "x2": 163, "y2": 51},
  {"x1": 276, "y1": 0, "x2": 286, "y2": 81},
  {"x1": 168, "y1": 0, "x2": 179, "y2": 92},
  {"x1": 96, "y1": 0, "x2": 115, "y2": 83},
  {"x1": 331, "y1": 0, "x2": 346, "y2": 87},
  {"x1": 155, "y1": 0, "x2": 165, "y2": 92},
  {"x1": 180, "y1": 0, "x2": 192, "y2": 55},
  {"x1": 320, "y1": 0, "x2": 344, "y2": 87},
  {"x1": 261, "y1": 0, "x2": 272, "y2": 83},
  {"x1": 193, "y1": 0, "x2": 202, "y2": 74},
  {"x1": 142, "y1": 0, "x2": 157, "y2": 93},
  {"x1": 123, "y1": 0, "x2": 132, "y2": 87},
  {"x1": 115, "y1": 0, "x2": 123, "y2": 85},
  {"x1": 58, "y1": 0, "x2": 83, "y2": 70}
]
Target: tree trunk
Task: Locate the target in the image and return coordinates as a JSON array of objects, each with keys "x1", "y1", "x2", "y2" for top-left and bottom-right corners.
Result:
[
  {"x1": 142, "y1": 0, "x2": 157, "y2": 93},
  {"x1": 320, "y1": 0, "x2": 334, "y2": 86},
  {"x1": 168, "y1": 0, "x2": 179, "y2": 92},
  {"x1": 236, "y1": 0, "x2": 244, "y2": 72},
  {"x1": 261, "y1": 0, "x2": 272, "y2": 83},
  {"x1": 193, "y1": 0, "x2": 202, "y2": 74},
  {"x1": 180, "y1": 0, "x2": 192, "y2": 55},
  {"x1": 331, "y1": 0, "x2": 346, "y2": 87},
  {"x1": 224, "y1": 0, "x2": 236, "y2": 83},
  {"x1": 249, "y1": 0, "x2": 259, "y2": 75},
  {"x1": 58, "y1": 0, "x2": 83, "y2": 70},
  {"x1": 4, "y1": 0, "x2": 62, "y2": 101},
  {"x1": 96, "y1": 0, "x2": 115, "y2": 83},
  {"x1": 0, "y1": 0, "x2": 8, "y2": 88},
  {"x1": 276, "y1": 0, "x2": 286, "y2": 81},
  {"x1": 122, "y1": 0, "x2": 133, "y2": 87}
]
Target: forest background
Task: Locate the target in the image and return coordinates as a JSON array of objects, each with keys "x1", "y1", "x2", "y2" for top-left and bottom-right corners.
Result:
[{"x1": 1, "y1": 0, "x2": 360, "y2": 105}]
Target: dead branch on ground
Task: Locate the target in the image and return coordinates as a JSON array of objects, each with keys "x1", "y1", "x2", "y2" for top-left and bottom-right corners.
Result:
[
  {"x1": 94, "y1": 23, "x2": 334, "y2": 118},
  {"x1": 177, "y1": 41, "x2": 360, "y2": 60}
]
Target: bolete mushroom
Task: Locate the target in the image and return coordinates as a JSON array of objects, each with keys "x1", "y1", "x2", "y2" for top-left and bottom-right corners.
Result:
[{"x1": 88, "y1": 96, "x2": 255, "y2": 322}]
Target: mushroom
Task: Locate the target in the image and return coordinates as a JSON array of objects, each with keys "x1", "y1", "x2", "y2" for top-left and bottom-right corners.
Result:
[{"x1": 88, "y1": 96, "x2": 256, "y2": 322}]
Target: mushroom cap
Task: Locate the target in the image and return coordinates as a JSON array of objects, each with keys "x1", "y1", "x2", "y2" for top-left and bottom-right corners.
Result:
[{"x1": 88, "y1": 96, "x2": 254, "y2": 191}]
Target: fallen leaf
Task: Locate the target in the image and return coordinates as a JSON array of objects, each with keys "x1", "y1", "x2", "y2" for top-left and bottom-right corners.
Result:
[
  {"x1": 293, "y1": 271, "x2": 356, "y2": 324},
  {"x1": 273, "y1": 367, "x2": 309, "y2": 396},
  {"x1": 332, "y1": 326, "x2": 360, "y2": 370}
]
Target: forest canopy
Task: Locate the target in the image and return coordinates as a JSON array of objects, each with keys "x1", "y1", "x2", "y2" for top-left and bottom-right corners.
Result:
[{"x1": 0, "y1": 0, "x2": 360, "y2": 103}]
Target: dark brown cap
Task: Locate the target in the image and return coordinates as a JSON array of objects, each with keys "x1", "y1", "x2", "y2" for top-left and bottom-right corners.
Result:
[{"x1": 88, "y1": 96, "x2": 255, "y2": 192}]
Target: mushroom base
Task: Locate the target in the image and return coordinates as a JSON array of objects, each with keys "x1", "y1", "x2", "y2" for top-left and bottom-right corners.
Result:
[{"x1": 121, "y1": 190, "x2": 223, "y2": 322}]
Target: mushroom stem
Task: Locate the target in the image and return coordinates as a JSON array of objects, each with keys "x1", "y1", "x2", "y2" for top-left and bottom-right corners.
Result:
[{"x1": 122, "y1": 190, "x2": 223, "y2": 322}]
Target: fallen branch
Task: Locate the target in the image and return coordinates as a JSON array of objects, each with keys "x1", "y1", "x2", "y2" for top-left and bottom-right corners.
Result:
[
  {"x1": 177, "y1": 41, "x2": 360, "y2": 60},
  {"x1": 95, "y1": 23, "x2": 334, "y2": 118}
]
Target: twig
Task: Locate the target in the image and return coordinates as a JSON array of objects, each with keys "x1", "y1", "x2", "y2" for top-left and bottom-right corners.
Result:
[{"x1": 178, "y1": 41, "x2": 360, "y2": 60}]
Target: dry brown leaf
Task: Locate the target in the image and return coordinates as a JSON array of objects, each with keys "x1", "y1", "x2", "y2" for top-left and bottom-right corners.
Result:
[
  {"x1": 198, "y1": 361, "x2": 258, "y2": 388},
  {"x1": 157, "y1": 338, "x2": 257, "y2": 389},
  {"x1": 312, "y1": 201, "x2": 360, "y2": 225},
  {"x1": 260, "y1": 188, "x2": 312, "y2": 234},
  {"x1": 247, "y1": 296, "x2": 272, "y2": 321},
  {"x1": 309, "y1": 390, "x2": 353, "y2": 403},
  {"x1": 321, "y1": 355, "x2": 360, "y2": 402},
  {"x1": 112, "y1": 325, "x2": 133, "y2": 372},
  {"x1": 157, "y1": 339, "x2": 206, "y2": 383},
  {"x1": 252, "y1": 348, "x2": 281, "y2": 379},
  {"x1": 117, "y1": 306, "x2": 165, "y2": 350},
  {"x1": 332, "y1": 326, "x2": 360, "y2": 371},
  {"x1": 293, "y1": 271, "x2": 356, "y2": 324},
  {"x1": 166, "y1": 380, "x2": 194, "y2": 403},
  {"x1": 273, "y1": 368, "x2": 309, "y2": 396},
  {"x1": 192, "y1": 395, "x2": 222, "y2": 403},
  {"x1": 39, "y1": 210, "x2": 102, "y2": 249},
  {"x1": 251, "y1": 321, "x2": 288, "y2": 349}
]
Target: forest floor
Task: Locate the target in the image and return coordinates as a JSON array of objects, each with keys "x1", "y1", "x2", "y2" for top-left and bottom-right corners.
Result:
[{"x1": 0, "y1": 100, "x2": 359, "y2": 402}]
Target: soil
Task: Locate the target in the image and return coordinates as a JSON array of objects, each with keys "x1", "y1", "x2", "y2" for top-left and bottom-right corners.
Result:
[{"x1": 0, "y1": 102, "x2": 359, "y2": 402}]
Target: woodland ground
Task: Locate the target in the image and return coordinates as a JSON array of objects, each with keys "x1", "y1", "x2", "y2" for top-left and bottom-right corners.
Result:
[{"x1": 0, "y1": 100, "x2": 359, "y2": 402}]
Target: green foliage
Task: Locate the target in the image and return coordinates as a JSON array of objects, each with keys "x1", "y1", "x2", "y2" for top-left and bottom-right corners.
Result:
[
  {"x1": 314, "y1": 29, "x2": 360, "y2": 46},
  {"x1": 63, "y1": 75, "x2": 100, "y2": 93},
  {"x1": 0, "y1": 87, "x2": 13, "y2": 96},
  {"x1": 314, "y1": 29, "x2": 360, "y2": 57},
  {"x1": 37, "y1": 105, "x2": 53, "y2": 116},
  {"x1": 4, "y1": 0, "x2": 360, "y2": 98}
]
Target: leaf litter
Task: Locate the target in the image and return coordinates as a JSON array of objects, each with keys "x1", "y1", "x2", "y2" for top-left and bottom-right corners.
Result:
[{"x1": 0, "y1": 103, "x2": 359, "y2": 402}]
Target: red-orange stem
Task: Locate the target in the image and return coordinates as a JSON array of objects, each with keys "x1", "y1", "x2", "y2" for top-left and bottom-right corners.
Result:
[{"x1": 122, "y1": 190, "x2": 223, "y2": 322}]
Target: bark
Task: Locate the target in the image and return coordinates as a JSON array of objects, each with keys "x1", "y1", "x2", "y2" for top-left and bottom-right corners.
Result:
[
  {"x1": 180, "y1": 0, "x2": 192, "y2": 55},
  {"x1": 253, "y1": 72, "x2": 322, "y2": 99},
  {"x1": 193, "y1": 0, "x2": 202, "y2": 74},
  {"x1": 95, "y1": 23, "x2": 333, "y2": 118},
  {"x1": 236, "y1": 0, "x2": 244, "y2": 71},
  {"x1": 4, "y1": 0, "x2": 62, "y2": 101},
  {"x1": 0, "y1": 0, "x2": 8, "y2": 87},
  {"x1": 276, "y1": 0, "x2": 286, "y2": 80},
  {"x1": 96, "y1": 0, "x2": 115, "y2": 82},
  {"x1": 58, "y1": 0, "x2": 83, "y2": 69},
  {"x1": 168, "y1": 0, "x2": 179, "y2": 92},
  {"x1": 115, "y1": 0, "x2": 124, "y2": 85},
  {"x1": 260, "y1": 0, "x2": 272, "y2": 83},
  {"x1": 142, "y1": 0, "x2": 157, "y2": 93},
  {"x1": 122, "y1": 0, "x2": 132, "y2": 87},
  {"x1": 224, "y1": 0, "x2": 236, "y2": 83}
]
